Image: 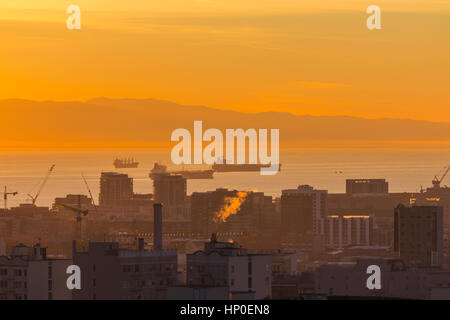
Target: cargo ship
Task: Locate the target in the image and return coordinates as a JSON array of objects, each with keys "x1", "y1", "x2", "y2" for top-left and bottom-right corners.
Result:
[
  {"x1": 149, "y1": 163, "x2": 214, "y2": 180},
  {"x1": 212, "y1": 162, "x2": 281, "y2": 172},
  {"x1": 113, "y1": 158, "x2": 139, "y2": 169}
]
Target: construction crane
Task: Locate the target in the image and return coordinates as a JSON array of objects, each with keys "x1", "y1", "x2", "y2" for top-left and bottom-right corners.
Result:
[
  {"x1": 432, "y1": 166, "x2": 450, "y2": 189},
  {"x1": 1, "y1": 186, "x2": 18, "y2": 210},
  {"x1": 28, "y1": 164, "x2": 55, "y2": 205},
  {"x1": 57, "y1": 195, "x2": 88, "y2": 243},
  {"x1": 81, "y1": 173, "x2": 98, "y2": 213}
]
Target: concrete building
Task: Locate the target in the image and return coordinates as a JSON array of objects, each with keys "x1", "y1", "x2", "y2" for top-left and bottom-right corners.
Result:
[
  {"x1": 152, "y1": 174, "x2": 189, "y2": 221},
  {"x1": 394, "y1": 205, "x2": 444, "y2": 267},
  {"x1": 281, "y1": 185, "x2": 328, "y2": 241},
  {"x1": 72, "y1": 240, "x2": 177, "y2": 300},
  {"x1": 72, "y1": 203, "x2": 177, "y2": 300},
  {"x1": 346, "y1": 179, "x2": 389, "y2": 195},
  {"x1": 99, "y1": 172, "x2": 133, "y2": 206},
  {"x1": 187, "y1": 235, "x2": 272, "y2": 300},
  {"x1": 0, "y1": 244, "x2": 72, "y2": 300},
  {"x1": 315, "y1": 259, "x2": 450, "y2": 300},
  {"x1": 319, "y1": 215, "x2": 374, "y2": 248}
]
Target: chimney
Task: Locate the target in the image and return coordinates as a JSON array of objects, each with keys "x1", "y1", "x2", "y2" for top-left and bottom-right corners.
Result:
[
  {"x1": 138, "y1": 238, "x2": 145, "y2": 251},
  {"x1": 153, "y1": 203, "x2": 163, "y2": 251}
]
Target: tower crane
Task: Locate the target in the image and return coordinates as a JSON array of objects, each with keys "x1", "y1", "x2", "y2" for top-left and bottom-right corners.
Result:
[
  {"x1": 57, "y1": 195, "x2": 88, "y2": 243},
  {"x1": 81, "y1": 173, "x2": 98, "y2": 213},
  {"x1": 432, "y1": 165, "x2": 450, "y2": 189},
  {"x1": 28, "y1": 164, "x2": 55, "y2": 205},
  {"x1": 1, "y1": 186, "x2": 18, "y2": 210}
]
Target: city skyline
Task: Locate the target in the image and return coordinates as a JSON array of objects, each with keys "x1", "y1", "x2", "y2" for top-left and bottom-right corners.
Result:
[{"x1": 1, "y1": 0, "x2": 449, "y2": 304}]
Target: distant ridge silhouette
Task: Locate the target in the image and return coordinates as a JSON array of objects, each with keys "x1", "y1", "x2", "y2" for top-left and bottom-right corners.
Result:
[{"x1": 1, "y1": 98, "x2": 449, "y2": 145}]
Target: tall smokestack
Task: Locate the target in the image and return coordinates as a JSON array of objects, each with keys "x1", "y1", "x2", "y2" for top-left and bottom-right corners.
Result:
[{"x1": 153, "y1": 203, "x2": 163, "y2": 251}]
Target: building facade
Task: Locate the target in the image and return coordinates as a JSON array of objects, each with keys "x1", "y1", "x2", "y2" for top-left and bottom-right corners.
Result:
[
  {"x1": 315, "y1": 259, "x2": 450, "y2": 300},
  {"x1": 0, "y1": 244, "x2": 72, "y2": 300},
  {"x1": 394, "y1": 205, "x2": 444, "y2": 267},
  {"x1": 319, "y1": 215, "x2": 374, "y2": 248},
  {"x1": 72, "y1": 241, "x2": 177, "y2": 300},
  {"x1": 346, "y1": 179, "x2": 389, "y2": 195},
  {"x1": 187, "y1": 236, "x2": 272, "y2": 300},
  {"x1": 99, "y1": 172, "x2": 133, "y2": 206},
  {"x1": 281, "y1": 185, "x2": 328, "y2": 240}
]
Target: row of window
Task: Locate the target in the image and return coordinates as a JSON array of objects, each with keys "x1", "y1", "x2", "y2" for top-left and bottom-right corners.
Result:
[
  {"x1": 122, "y1": 264, "x2": 176, "y2": 273},
  {"x1": 0, "y1": 268, "x2": 27, "y2": 277},
  {"x1": 121, "y1": 279, "x2": 174, "y2": 288}
]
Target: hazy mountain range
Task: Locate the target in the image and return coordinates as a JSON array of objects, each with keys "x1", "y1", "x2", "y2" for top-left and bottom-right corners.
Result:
[{"x1": 1, "y1": 98, "x2": 449, "y2": 147}]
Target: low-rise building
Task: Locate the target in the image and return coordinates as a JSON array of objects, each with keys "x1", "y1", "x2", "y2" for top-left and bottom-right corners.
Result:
[
  {"x1": 0, "y1": 243, "x2": 72, "y2": 300},
  {"x1": 315, "y1": 258, "x2": 450, "y2": 300},
  {"x1": 187, "y1": 235, "x2": 272, "y2": 300}
]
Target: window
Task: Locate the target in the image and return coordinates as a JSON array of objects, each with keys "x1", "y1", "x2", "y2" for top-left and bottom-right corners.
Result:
[
  {"x1": 122, "y1": 265, "x2": 132, "y2": 272},
  {"x1": 48, "y1": 280, "x2": 52, "y2": 291},
  {"x1": 248, "y1": 277, "x2": 252, "y2": 289}
]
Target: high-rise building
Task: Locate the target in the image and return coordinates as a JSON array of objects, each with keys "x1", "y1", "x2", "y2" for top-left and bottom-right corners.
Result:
[
  {"x1": 281, "y1": 185, "x2": 328, "y2": 236},
  {"x1": 394, "y1": 205, "x2": 444, "y2": 267},
  {"x1": 152, "y1": 174, "x2": 188, "y2": 221},
  {"x1": 99, "y1": 172, "x2": 133, "y2": 206}
]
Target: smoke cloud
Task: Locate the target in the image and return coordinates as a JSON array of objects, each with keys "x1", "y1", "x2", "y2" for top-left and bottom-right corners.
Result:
[{"x1": 214, "y1": 191, "x2": 249, "y2": 223}]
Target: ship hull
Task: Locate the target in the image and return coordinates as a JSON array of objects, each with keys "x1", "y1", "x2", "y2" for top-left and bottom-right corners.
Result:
[
  {"x1": 212, "y1": 164, "x2": 281, "y2": 172},
  {"x1": 114, "y1": 164, "x2": 139, "y2": 169},
  {"x1": 174, "y1": 170, "x2": 214, "y2": 179}
]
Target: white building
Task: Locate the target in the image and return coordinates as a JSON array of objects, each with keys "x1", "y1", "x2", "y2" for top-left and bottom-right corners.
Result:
[
  {"x1": 187, "y1": 235, "x2": 272, "y2": 300},
  {"x1": 319, "y1": 215, "x2": 374, "y2": 248},
  {"x1": 0, "y1": 244, "x2": 72, "y2": 300}
]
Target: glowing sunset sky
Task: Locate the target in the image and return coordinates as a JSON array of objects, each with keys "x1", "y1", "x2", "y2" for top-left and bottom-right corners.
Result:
[{"x1": 1, "y1": 0, "x2": 449, "y2": 121}]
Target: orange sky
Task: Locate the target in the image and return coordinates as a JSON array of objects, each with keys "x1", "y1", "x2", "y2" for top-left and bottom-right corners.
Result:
[{"x1": 1, "y1": 0, "x2": 449, "y2": 122}]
